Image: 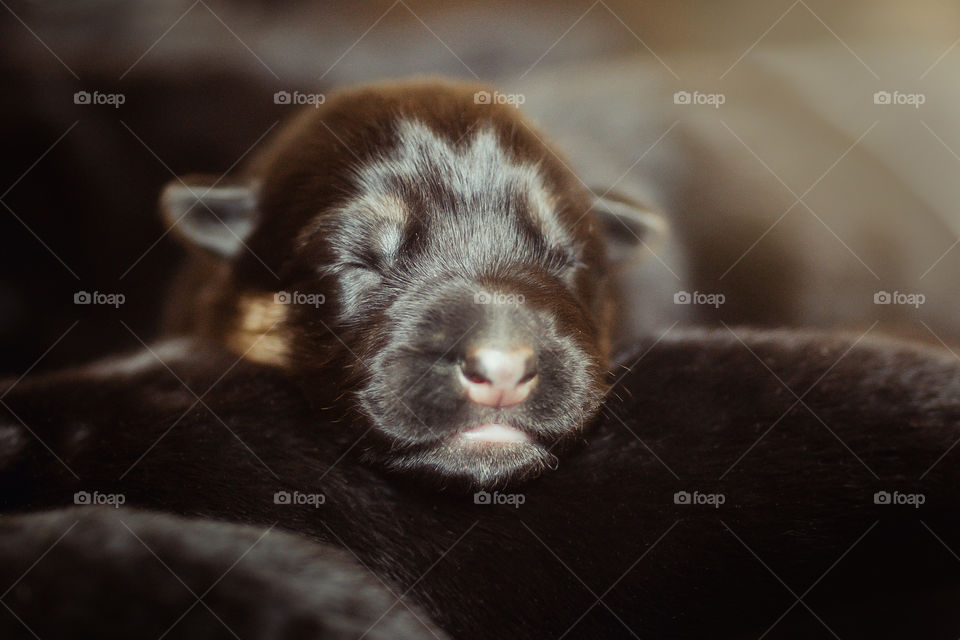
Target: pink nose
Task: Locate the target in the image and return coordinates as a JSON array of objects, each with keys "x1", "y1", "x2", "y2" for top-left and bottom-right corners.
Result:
[{"x1": 460, "y1": 346, "x2": 538, "y2": 407}]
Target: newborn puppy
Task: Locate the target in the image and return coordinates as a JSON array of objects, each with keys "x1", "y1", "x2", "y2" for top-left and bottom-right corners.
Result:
[
  {"x1": 159, "y1": 80, "x2": 666, "y2": 488},
  {"x1": 0, "y1": 507, "x2": 445, "y2": 640}
]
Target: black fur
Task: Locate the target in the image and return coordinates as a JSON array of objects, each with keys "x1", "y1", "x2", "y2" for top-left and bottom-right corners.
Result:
[
  {"x1": 3, "y1": 329, "x2": 960, "y2": 638},
  {"x1": 0, "y1": 507, "x2": 445, "y2": 640}
]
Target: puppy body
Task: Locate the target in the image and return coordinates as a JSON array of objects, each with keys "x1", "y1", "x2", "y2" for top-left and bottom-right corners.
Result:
[
  {"x1": 516, "y1": 58, "x2": 960, "y2": 342},
  {"x1": 4, "y1": 329, "x2": 960, "y2": 638},
  {"x1": 0, "y1": 507, "x2": 445, "y2": 640}
]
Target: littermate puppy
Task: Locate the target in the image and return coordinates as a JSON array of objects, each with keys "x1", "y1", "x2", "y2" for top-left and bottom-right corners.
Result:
[
  {"x1": 159, "y1": 80, "x2": 673, "y2": 488},
  {"x1": 3, "y1": 330, "x2": 960, "y2": 638},
  {"x1": 0, "y1": 508, "x2": 446, "y2": 640}
]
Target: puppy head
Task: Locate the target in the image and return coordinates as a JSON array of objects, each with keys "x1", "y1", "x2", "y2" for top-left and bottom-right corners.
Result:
[{"x1": 161, "y1": 80, "x2": 662, "y2": 488}]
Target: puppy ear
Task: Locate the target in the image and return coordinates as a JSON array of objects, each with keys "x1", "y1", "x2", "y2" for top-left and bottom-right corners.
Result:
[
  {"x1": 592, "y1": 190, "x2": 688, "y2": 354},
  {"x1": 591, "y1": 191, "x2": 669, "y2": 264},
  {"x1": 160, "y1": 175, "x2": 259, "y2": 258}
]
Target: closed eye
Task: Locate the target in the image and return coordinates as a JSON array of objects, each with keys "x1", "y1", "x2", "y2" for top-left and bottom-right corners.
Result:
[
  {"x1": 343, "y1": 261, "x2": 376, "y2": 272},
  {"x1": 336, "y1": 251, "x2": 384, "y2": 274}
]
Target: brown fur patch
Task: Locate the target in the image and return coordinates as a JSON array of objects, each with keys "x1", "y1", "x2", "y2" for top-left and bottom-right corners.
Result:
[{"x1": 226, "y1": 294, "x2": 290, "y2": 367}]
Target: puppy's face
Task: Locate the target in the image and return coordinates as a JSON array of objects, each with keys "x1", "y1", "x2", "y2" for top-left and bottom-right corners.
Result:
[
  {"x1": 162, "y1": 82, "x2": 656, "y2": 488},
  {"x1": 309, "y1": 118, "x2": 608, "y2": 487}
]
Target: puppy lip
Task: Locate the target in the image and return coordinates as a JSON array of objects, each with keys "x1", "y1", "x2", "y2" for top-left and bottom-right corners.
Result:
[{"x1": 458, "y1": 422, "x2": 531, "y2": 444}]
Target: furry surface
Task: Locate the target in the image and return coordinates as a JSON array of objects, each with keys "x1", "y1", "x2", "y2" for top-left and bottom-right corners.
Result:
[
  {"x1": 0, "y1": 507, "x2": 445, "y2": 640},
  {"x1": 3, "y1": 328, "x2": 960, "y2": 638}
]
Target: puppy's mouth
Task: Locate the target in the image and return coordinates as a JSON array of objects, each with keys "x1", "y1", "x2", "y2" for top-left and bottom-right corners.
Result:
[
  {"x1": 368, "y1": 417, "x2": 564, "y2": 489},
  {"x1": 457, "y1": 422, "x2": 532, "y2": 444}
]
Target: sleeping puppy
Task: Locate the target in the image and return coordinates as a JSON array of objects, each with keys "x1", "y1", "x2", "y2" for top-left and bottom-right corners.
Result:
[
  {"x1": 3, "y1": 329, "x2": 960, "y2": 638},
  {"x1": 158, "y1": 79, "x2": 681, "y2": 488},
  {"x1": 0, "y1": 507, "x2": 445, "y2": 640}
]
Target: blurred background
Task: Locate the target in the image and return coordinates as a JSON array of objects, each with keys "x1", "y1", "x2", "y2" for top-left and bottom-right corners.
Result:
[{"x1": 3, "y1": 0, "x2": 960, "y2": 374}]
